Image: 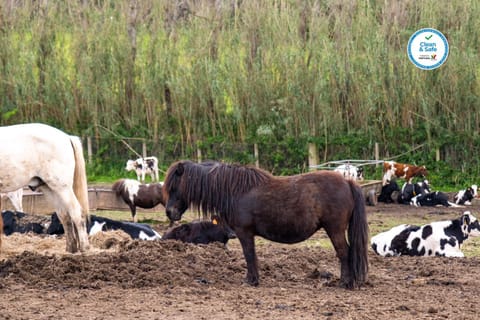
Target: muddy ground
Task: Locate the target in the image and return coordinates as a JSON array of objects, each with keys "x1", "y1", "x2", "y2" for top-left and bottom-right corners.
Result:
[{"x1": 1, "y1": 197, "x2": 480, "y2": 320}]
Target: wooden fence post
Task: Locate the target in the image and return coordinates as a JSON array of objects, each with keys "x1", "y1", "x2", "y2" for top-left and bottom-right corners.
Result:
[
  {"x1": 254, "y1": 143, "x2": 259, "y2": 168},
  {"x1": 197, "y1": 146, "x2": 202, "y2": 163},
  {"x1": 142, "y1": 140, "x2": 147, "y2": 158},
  {"x1": 375, "y1": 142, "x2": 379, "y2": 167},
  {"x1": 87, "y1": 137, "x2": 92, "y2": 164},
  {"x1": 308, "y1": 142, "x2": 318, "y2": 170}
]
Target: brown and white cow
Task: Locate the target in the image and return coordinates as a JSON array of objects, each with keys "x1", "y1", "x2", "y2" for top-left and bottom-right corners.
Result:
[{"x1": 382, "y1": 161, "x2": 428, "y2": 186}]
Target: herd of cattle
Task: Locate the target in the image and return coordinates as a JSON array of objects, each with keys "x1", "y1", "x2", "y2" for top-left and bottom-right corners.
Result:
[
  {"x1": 334, "y1": 160, "x2": 480, "y2": 257},
  {"x1": 1, "y1": 157, "x2": 479, "y2": 260}
]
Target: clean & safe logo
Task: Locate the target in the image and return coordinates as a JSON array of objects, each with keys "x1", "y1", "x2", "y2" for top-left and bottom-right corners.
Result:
[{"x1": 407, "y1": 28, "x2": 449, "y2": 70}]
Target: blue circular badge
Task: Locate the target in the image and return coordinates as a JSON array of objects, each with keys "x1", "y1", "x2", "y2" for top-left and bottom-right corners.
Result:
[{"x1": 407, "y1": 28, "x2": 449, "y2": 70}]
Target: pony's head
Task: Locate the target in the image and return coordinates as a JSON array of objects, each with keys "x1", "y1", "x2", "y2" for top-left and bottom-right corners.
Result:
[{"x1": 163, "y1": 161, "x2": 190, "y2": 221}]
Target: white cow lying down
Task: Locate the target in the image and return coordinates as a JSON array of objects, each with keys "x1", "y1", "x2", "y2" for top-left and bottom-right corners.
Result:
[{"x1": 371, "y1": 211, "x2": 480, "y2": 257}]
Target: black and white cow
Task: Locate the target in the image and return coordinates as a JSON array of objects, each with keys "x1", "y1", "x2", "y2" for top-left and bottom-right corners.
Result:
[
  {"x1": 162, "y1": 216, "x2": 236, "y2": 245},
  {"x1": 125, "y1": 156, "x2": 159, "y2": 182},
  {"x1": 46, "y1": 213, "x2": 162, "y2": 240},
  {"x1": 397, "y1": 180, "x2": 431, "y2": 204},
  {"x1": 410, "y1": 191, "x2": 457, "y2": 207},
  {"x1": 334, "y1": 164, "x2": 364, "y2": 181},
  {"x1": 377, "y1": 180, "x2": 400, "y2": 203},
  {"x1": 1, "y1": 210, "x2": 45, "y2": 235},
  {"x1": 454, "y1": 185, "x2": 478, "y2": 205},
  {"x1": 371, "y1": 211, "x2": 480, "y2": 257}
]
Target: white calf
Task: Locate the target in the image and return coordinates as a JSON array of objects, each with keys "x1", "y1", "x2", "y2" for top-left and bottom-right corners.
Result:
[
  {"x1": 334, "y1": 164, "x2": 364, "y2": 181},
  {"x1": 125, "y1": 156, "x2": 159, "y2": 182}
]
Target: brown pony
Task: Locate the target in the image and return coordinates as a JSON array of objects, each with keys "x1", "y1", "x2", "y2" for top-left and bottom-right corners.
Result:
[
  {"x1": 112, "y1": 179, "x2": 165, "y2": 223},
  {"x1": 163, "y1": 160, "x2": 369, "y2": 289}
]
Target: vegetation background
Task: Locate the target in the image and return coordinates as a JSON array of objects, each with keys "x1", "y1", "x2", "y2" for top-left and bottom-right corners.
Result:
[{"x1": 0, "y1": 0, "x2": 479, "y2": 188}]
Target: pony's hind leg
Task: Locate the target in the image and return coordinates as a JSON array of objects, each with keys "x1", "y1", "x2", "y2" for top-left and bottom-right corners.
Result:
[
  {"x1": 236, "y1": 229, "x2": 259, "y2": 286},
  {"x1": 56, "y1": 209, "x2": 78, "y2": 253},
  {"x1": 48, "y1": 188, "x2": 90, "y2": 253},
  {"x1": 325, "y1": 227, "x2": 353, "y2": 288}
]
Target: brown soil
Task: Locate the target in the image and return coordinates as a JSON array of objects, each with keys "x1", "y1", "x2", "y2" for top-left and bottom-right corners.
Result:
[{"x1": 1, "y1": 200, "x2": 480, "y2": 320}]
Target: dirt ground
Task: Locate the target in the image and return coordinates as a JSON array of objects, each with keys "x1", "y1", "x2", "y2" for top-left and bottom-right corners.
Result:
[{"x1": 1, "y1": 197, "x2": 480, "y2": 320}]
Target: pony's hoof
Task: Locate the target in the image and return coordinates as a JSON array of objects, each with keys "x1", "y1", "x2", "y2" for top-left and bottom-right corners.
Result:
[{"x1": 244, "y1": 277, "x2": 259, "y2": 287}]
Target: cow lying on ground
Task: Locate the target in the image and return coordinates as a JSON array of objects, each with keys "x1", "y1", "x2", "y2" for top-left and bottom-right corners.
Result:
[
  {"x1": 371, "y1": 211, "x2": 480, "y2": 257},
  {"x1": 377, "y1": 181, "x2": 400, "y2": 203},
  {"x1": 454, "y1": 185, "x2": 478, "y2": 205},
  {"x1": 382, "y1": 161, "x2": 428, "y2": 186},
  {"x1": 1, "y1": 210, "x2": 46, "y2": 235},
  {"x1": 125, "y1": 156, "x2": 159, "y2": 182},
  {"x1": 162, "y1": 216, "x2": 236, "y2": 245},
  {"x1": 46, "y1": 213, "x2": 162, "y2": 240},
  {"x1": 334, "y1": 164, "x2": 364, "y2": 181},
  {"x1": 397, "y1": 180, "x2": 431, "y2": 204},
  {"x1": 410, "y1": 191, "x2": 457, "y2": 207}
]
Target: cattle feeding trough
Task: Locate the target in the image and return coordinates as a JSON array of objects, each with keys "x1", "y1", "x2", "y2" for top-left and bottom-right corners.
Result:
[
  {"x1": 0, "y1": 123, "x2": 89, "y2": 253},
  {"x1": 162, "y1": 160, "x2": 369, "y2": 289},
  {"x1": 310, "y1": 160, "x2": 384, "y2": 206}
]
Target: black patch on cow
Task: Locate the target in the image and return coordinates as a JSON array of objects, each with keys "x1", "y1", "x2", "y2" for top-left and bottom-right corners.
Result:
[
  {"x1": 421, "y1": 225, "x2": 433, "y2": 239},
  {"x1": 389, "y1": 226, "x2": 419, "y2": 255},
  {"x1": 371, "y1": 242, "x2": 378, "y2": 254},
  {"x1": 468, "y1": 220, "x2": 480, "y2": 234},
  {"x1": 414, "y1": 192, "x2": 451, "y2": 207},
  {"x1": 409, "y1": 237, "x2": 426, "y2": 256},
  {"x1": 443, "y1": 219, "x2": 466, "y2": 245},
  {"x1": 399, "y1": 181, "x2": 430, "y2": 204},
  {"x1": 439, "y1": 237, "x2": 457, "y2": 251}
]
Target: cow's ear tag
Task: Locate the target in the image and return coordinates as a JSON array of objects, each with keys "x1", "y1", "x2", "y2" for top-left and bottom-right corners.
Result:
[
  {"x1": 462, "y1": 214, "x2": 470, "y2": 226},
  {"x1": 212, "y1": 218, "x2": 218, "y2": 225}
]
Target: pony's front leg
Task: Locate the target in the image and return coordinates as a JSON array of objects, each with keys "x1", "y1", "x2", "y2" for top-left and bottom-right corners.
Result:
[
  {"x1": 129, "y1": 204, "x2": 137, "y2": 223},
  {"x1": 236, "y1": 230, "x2": 259, "y2": 286}
]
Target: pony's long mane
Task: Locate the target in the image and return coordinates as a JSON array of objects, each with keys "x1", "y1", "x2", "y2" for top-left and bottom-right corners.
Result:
[{"x1": 164, "y1": 160, "x2": 272, "y2": 221}]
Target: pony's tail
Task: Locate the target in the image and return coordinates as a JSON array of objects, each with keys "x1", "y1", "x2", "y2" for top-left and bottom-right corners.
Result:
[
  {"x1": 70, "y1": 136, "x2": 89, "y2": 222},
  {"x1": 347, "y1": 180, "x2": 369, "y2": 288}
]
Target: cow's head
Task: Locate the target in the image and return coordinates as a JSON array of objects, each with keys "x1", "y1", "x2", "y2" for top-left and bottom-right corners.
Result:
[
  {"x1": 472, "y1": 185, "x2": 478, "y2": 198},
  {"x1": 357, "y1": 167, "x2": 364, "y2": 181},
  {"x1": 418, "y1": 166, "x2": 428, "y2": 177},
  {"x1": 125, "y1": 160, "x2": 136, "y2": 171},
  {"x1": 462, "y1": 211, "x2": 480, "y2": 238}
]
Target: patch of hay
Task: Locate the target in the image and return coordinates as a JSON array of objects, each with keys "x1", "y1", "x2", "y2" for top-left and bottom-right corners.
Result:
[{"x1": 89, "y1": 230, "x2": 131, "y2": 250}]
